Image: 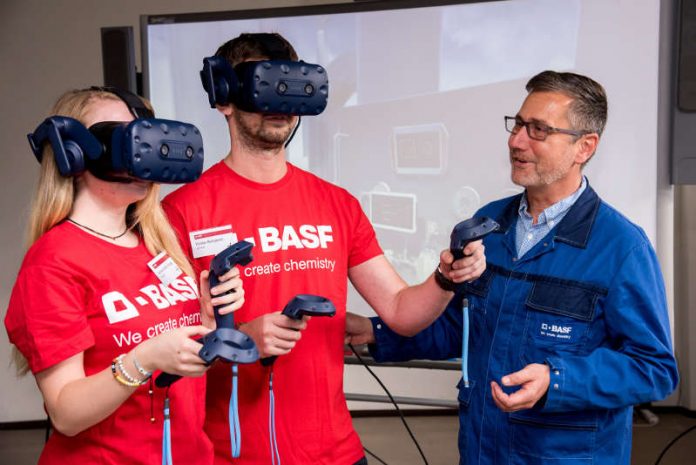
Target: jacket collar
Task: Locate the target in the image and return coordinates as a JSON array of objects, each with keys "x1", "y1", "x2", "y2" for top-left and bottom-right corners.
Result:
[{"x1": 495, "y1": 182, "x2": 600, "y2": 249}]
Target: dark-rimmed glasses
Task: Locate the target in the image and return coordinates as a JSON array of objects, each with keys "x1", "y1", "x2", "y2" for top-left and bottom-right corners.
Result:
[{"x1": 504, "y1": 116, "x2": 589, "y2": 141}]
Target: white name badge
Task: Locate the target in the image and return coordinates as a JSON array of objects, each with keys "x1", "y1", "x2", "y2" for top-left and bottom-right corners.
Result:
[
  {"x1": 147, "y1": 251, "x2": 184, "y2": 285},
  {"x1": 189, "y1": 225, "x2": 238, "y2": 258}
]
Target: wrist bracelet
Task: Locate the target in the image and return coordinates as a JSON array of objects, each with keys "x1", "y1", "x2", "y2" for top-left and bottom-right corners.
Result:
[
  {"x1": 117, "y1": 354, "x2": 140, "y2": 385},
  {"x1": 113, "y1": 354, "x2": 148, "y2": 386},
  {"x1": 111, "y1": 356, "x2": 142, "y2": 388},
  {"x1": 433, "y1": 265, "x2": 457, "y2": 292},
  {"x1": 132, "y1": 351, "x2": 153, "y2": 380}
]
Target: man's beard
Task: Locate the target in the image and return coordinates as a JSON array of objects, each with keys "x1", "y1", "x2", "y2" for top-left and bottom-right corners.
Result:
[{"x1": 234, "y1": 112, "x2": 294, "y2": 151}]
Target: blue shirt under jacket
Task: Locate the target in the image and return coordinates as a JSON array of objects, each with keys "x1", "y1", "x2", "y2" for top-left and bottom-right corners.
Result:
[{"x1": 368, "y1": 183, "x2": 678, "y2": 465}]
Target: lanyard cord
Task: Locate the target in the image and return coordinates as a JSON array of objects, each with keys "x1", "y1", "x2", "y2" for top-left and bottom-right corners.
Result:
[
  {"x1": 230, "y1": 364, "x2": 242, "y2": 458},
  {"x1": 269, "y1": 369, "x2": 281, "y2": 465},
  {"x1": 162, "y1": 388, "x2": 173, "y2": 465},
  {"x1": 461, "y1": 298, "x2": 470, "y2": 388}
]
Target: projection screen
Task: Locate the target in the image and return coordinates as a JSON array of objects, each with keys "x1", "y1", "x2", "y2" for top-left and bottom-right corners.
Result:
[{"x1": 143, "y1": 0, "x2": 663, "y2": 405}]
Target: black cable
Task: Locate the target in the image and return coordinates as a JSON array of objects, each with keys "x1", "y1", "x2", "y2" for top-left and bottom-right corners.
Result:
[
  {"x1": 284, "y1": 116, "x2": 301, "y2": 148},
  {"x1": 363, "y1": 446, "x2": 389, "y2": 465},
  {"x1": 349, "y1": 343, "x2": 429, "y2": 465},
  {"x1": 653, "y1": 423, "x2": 696, "y2": 465}
]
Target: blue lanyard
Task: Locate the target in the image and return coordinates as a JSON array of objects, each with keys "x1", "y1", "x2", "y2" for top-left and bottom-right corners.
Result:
[
  {"x1": 461, "y1": 298, "x2": 470, "y2": 388},
  {"x1": 162, "y1": 395, "x2": 173, "y2": 465},
  {"x1": 230, "y1": 364, "x2": 242, "y2": 458},
  {"x1": 268, "y1": 370, "x2": 281, "y2": 465}
]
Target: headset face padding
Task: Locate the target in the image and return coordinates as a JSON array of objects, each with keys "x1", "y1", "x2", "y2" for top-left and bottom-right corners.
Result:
[{"x1": 27, "y1": 116, "x2": 103, "y2": 177}]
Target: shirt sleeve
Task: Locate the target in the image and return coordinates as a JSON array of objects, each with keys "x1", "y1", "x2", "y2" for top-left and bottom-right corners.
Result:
[
  {"x1": 347, "y1": 196, "x2": 383, "y2": 268},
  {"x1": 369, "y1": 295, "x2": 464, "y2": 362},
  {"x1": 5, "y1": 263, "x2": 95, "y2": 374},
  {"x1": 543, "y1": 242, "x2": 679, "y2": 412}
]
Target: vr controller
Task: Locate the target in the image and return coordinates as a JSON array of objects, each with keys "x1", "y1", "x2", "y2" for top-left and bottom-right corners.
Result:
[
  {"x1": 28, "y1": 116, "x2": 204, "y2": 183},
  {"x1": 450, "y1": 217, "x2": 500, "y2": 260},
  {"x1": 200, "y1": 57, "x2": 328, "y2": 116},
  {"x1": 208, "y1": 241, "x2": 254, "y2": 329},
  {"x1": 260, "y1": 294, "x2": 336, "y2": 366},
  {"x1": 155, "y1": 241, "x2": 259, "y2": 388}
]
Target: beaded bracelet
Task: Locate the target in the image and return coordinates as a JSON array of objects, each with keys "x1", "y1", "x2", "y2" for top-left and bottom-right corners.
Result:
[
  {"x1": 132, "y1": 351, "x2": 153, "y2": 380},
  {"x1": 111, "y1": 356, "x2": 141, "y2": 388},
  {"x1": 117, "y1": 353, "x2": 147, "y2": 386}
]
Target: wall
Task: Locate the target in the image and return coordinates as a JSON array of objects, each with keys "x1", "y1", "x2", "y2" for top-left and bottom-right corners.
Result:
[{"x1": 675, "y1": 185, "x2": 696, "y2": 409}]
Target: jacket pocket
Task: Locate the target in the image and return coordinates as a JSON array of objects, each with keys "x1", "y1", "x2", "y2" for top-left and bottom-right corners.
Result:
[
  {"x1": 509, "y1": 410, "x2": 598, "y2": 463},
  {"x1": 456, "y1": 379, "x2": 476, "y2": 461},
  {"x1": 520, "y1": 280, "x2": 602, "y2": 361},
  {"x1": 526, "y1": 280, "x2": 600, "y2": 321},
  {"x1": 456, "y1": 378, "x2": 475, "y2": 407}
]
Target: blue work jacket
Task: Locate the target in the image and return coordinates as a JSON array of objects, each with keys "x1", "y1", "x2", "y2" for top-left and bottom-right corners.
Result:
[{"x1": 369, "y1": 185, "x2": 678, "y2": 465}]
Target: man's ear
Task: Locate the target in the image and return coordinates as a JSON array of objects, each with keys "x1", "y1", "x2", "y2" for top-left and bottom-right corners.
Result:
[
  {"x1": 575, "y1": 133, "x2": 599, "y2": 165},
  {"x1": 216, "y1": 103, "x2": 233, "y2": 117}
]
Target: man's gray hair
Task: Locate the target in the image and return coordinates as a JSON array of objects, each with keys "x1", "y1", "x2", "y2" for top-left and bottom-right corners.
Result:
[{"x1": 526, "y1": 70, "x2": 608, "y2": 137}]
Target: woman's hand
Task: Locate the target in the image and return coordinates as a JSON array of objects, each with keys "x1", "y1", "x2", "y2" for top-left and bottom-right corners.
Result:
[
  {"x1": 136, "y1": 325, "x2": 212, "y2": 377},
  {"x1": 35, "y1": 325, "x2": 211, "y2": 437}
]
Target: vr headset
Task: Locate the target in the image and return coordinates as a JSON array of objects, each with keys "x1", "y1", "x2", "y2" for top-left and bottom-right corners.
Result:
[
  {"x1": 28, "y1": 88, "x2": 204, "y2": 183},
  {"x1": 200, "y1": 34, "x2": 329, "y2": 116}
]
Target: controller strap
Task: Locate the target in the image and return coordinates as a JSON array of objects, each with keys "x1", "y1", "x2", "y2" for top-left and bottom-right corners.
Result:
[
  {"x1": 461, "y1": 299, "x2": 470, "y2": 388},
  {"x1": 229, "y1": 364, "x2": 242, "y2": 458},
  {"x1": 269, "y1": 369, "x2": 281, "y2": 465},
  {"x1": 162, "y1": 392, "x2": 173, "y2": 465}
]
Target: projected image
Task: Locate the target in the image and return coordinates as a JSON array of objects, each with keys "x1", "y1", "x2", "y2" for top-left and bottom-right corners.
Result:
[
  {"x1": 392, "y1": 124, "x2": 448, "y2": 175},
  {"x1": 452, "y1": 186, "x2": 482, "y2": 220},
  {"x1": 367, "y1": 191, "x2": 417, "y2": 233},
  {"x1": 146, "y1": 0, "x2": 661, "y2": 312}
]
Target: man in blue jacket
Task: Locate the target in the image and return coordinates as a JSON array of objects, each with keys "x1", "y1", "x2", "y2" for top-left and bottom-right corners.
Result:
[{"x1": 346, "y1": 70, "x2": 679, "y2": 465}]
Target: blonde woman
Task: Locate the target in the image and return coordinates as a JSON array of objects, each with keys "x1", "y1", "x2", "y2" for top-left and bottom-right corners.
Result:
[{"x1": 5, "y1": 88, "x2": 243, "y2": 465}]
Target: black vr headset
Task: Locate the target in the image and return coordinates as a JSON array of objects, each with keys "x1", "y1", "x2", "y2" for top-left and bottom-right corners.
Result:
[
  {"x1": 28, "y1": 87, "x2": 204, "y2": 183},
  {"x1": 200, "y1": 33, "x2": 329, "y2": 116}
]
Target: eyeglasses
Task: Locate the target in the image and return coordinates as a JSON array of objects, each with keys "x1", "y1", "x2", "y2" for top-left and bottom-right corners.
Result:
[{"x1": 504, "y1": 116, "x2": 589, "y2": 141}]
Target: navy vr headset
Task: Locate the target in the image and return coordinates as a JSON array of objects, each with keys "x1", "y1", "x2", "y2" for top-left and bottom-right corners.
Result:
[
  {"x1": 27, "y1": 87, "x2": 204, "y2": 183},
  {"x1": 200, "y1": 34, "x2": 328, "y2": 115}
]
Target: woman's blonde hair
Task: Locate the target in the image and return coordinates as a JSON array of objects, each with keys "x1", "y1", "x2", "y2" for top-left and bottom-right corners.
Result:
[{"x1": 14, "y1": 88, "x2": 195, "y2": 375}]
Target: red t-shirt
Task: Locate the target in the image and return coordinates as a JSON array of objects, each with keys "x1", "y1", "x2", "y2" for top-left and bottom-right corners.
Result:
[
  {"x1": 4, "y1": 222, "x2": 213, "y2": 465},
  {"x1": 162, "y1": 161, "x2": 382, "y2": 465}
]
